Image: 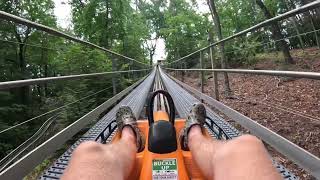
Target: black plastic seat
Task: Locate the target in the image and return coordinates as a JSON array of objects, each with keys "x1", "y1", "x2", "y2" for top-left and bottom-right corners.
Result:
[{"x1": 148, "y1": 120, "x2": 177, "y2": 154}]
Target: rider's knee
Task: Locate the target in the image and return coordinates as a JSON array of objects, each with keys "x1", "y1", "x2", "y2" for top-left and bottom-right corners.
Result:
[
  {"x1": 236, "y1": 134, "x2": 263, "y2": 147},
  {"x1": 73, "y1": 141, "x2": 103, "y2": 156},
  {"x1": 233, "y1": 135, "x2": 265, "y2": 153},
  {"x1": 214, "y1": 135, "x2": 264, "y2": 160}
]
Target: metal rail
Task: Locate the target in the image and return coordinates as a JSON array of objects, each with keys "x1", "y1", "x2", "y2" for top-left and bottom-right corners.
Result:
[
  {"x1": 8, "y1": 67, "x2": 299, "y2": 179},
  {"x1": 168, "y1": 72, "x2": 320, "y2": 178},
  {"x1": 39, "y1": 69, "x2": 155, "y2": 179},
  {"x1": 0, "y1": 39, "x2": 61, "y2": 51},
  {"x1": 0, "y1": 114, "x2": 59, "y2": 172},
  {"x1": 159, "y1": 68, "x2": 297, "y2": 179},
  {"x1": 96, "y1": 120, "x2": 117, "y2": 144},
  {"x1": 0, "y1": 86, "x2": 113, "y2": 134},
  {"x1": 159, "y1": 68, "x2": 240, "y2": 139},
  {"x1": 153, "y1": 69, "x2": 168, "y2": 112},
  {"x1": 0, "y1": 69, "x2": 150, "y2": 90},
  {"x1": 0, "y1": 67, "x2": 300, "y2": 179},
  {"x1": 205, "y1": 117, "x2": 230, "y2": 140},
  {"x1": 0, "y1": 11, "x2": 148, "y2": 66},
  {"x1": 0, "y1": 73, "x2": 151, "y2": 179},
  {"x1": 167, "y1": 0, "x2": 320, "y2": 65},
  {"x1": 165, "y1": 68, "x2": 320, "y2": 80},
  {"x1": 156, "y1": 68, "x2": 227, "y2": 139}
]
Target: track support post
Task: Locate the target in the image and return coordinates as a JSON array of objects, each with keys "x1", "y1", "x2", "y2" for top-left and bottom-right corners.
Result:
[
  {"x1": 213, "y1": 71, "x2": 219, "y2": 101},
  {"x1": 199, "y1": 50, "x2": 204, "y2": 93},
  {"x1": 209, "y1": 47, "x2": 219, "y2": 101},
  {"x1": 181, "y1": 63, "x2": 185, "y2": 82},
  {"x1": 111, "y1": 57, "x2": 117, "y2": 95}
]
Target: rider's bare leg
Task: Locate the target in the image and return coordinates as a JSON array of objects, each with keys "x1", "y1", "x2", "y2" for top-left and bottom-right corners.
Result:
[
  {"x1": 188, "y1": 126, "x2": 282, "y2": 180},
  {"x1": 61, "y1": 127, "x2": 136, "y2": 180}
]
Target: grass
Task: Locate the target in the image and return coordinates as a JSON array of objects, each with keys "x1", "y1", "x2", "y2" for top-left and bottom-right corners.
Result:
[
  {"x1": 255, "y1": 51, "x2": 284, "y2": 64},
  {"x1": 24, "y1": 158, "x2": 54, "y2": 180}
]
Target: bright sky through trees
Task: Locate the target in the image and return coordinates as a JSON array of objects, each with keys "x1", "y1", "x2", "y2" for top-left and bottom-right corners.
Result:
[{"x1": 53, "y1": 0, "x2": 210, "y2": 62}]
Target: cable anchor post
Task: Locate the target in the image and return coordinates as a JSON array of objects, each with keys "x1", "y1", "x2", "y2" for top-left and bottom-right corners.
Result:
[{"x1": 199, "y1": 50, "x2": 205, "y2": 93}]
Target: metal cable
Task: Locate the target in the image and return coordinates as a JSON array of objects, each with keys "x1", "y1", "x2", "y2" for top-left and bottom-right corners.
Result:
[
  {"x1": 0, "y1": 68, "x2": 150, "y2": 90},
  {"x1": 169, "y1": 27, "x2": 320, "y2": 65},
  {"x1": 0, "y1": 38, "x2": 114, "y2": 56},
  {"x1": 0, "y1": 113, "x2": 60, "y2": 172},
  {"x1": 241, "y1": 97, "x2": 320, "y2": 122},
  {"x1": 165, "y1": 71, "x2": 320, "y2": 178},
  {"x1": 0, "y1": 86, "x2": 113, "y2": 134},
  {"x1": 0, "y1": 72, "x2": 154, "y2": 179},
  {"x1": 165, "y1": 68, "x2": 320, "y2": 80},
  {"x1": 169, "y1": 68, "x2": 320, "y2": 121},
  {"x1": 0, "y1": 39, "x2": 61, "y2": 51},
  {"x1": 168, "y1": 68, "x2": 320, "y2": 122},
  {"x1": 0, "y1": 11, "x2": 148, "y2": 66},
  {"x1": 167, "y1": 0, "x2": 320, "y2": 65},
  {"x1": 224, "y1": 28, "x2": 320, "y2": 55}
]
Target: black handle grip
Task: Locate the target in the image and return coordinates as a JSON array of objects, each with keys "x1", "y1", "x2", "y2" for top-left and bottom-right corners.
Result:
[{"x1": 147, "y1": 90, "x2": 175, "y2": 126}]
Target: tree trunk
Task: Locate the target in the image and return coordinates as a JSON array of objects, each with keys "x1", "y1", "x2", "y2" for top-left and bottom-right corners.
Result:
[
  {"x1": 18, "y1": 43, "x2": 30, "y2": 104},
  {"x1": 111, "y1": 57, "x2": 117, "y2": 95},
  {"x1": 104, "y1": 0, "x2": 117, "y2": 95},
  {"x1": 309, "y1": 11, "x2": 320, "y2": 48},
  {"x1": 135, "y1": 0, "x2": 139, "y2": 11},
  {"x1": 256, "y1": 0, "x2": 293, "y2": 64},
  {"x1": 44, "y1": 64, "x2": 48, "y2": 96},
  {"x1": 14, "y1": 28, "x2": 30, "y2": 104},
  {"x1": 40, "y1": 37, "x2": 49, "y2": 97},
  {"x1": 208, "y1": 30, "x2": 219, "y2": 99},
  {"x1": 310, "y1": 9, "x2": 320, "y2": 28},
  {"x1": 149, "y1": 53, "x2": 153, "y2": 66},
  {"x1": 42, "y1": 47, "x2": 49, "y2": 96},
  {"x1": 290, "y1": 17, "x2": 304, "y2": 49},
  {"x1": 207, "y1": 0, "x2": 231, "y2": 96},
  {"x1": 283, "y1": 0, "x2": 304, "y2": 49},
  {"x1": 104, "y1": 0, "x2": 110, "y2": 48}
]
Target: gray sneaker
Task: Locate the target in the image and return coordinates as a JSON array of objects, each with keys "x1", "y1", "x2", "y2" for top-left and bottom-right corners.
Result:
[
  {"x1": 179, "y1": 103, "x2": 206, "y2": 150},
  {"x1": 116, "y1": 106, "x2": 145, "y2": 152}
]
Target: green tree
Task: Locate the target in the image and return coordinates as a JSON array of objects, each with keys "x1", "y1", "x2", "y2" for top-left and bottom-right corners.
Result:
[
  {"x1": 0, "y1": 0, "x2": 58, "y2": 158},
  {"x1": 256, "y1": 0, "x2": 294, "y2": 64},
  {"x1": 71, "y1": 0, "x2": 149, "y2": 93},
  {"x1": 139, "y1": 0, "x2": 166, "y2": 65},
  {"x1": 161, "y1": 0, "x2": 210, "y2": 64},
  {"x1": 207, "y1": 0, "x2": 232, "y2": 96}
]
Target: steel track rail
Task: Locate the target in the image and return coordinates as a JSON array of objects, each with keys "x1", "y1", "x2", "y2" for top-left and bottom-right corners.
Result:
[
  {"x1": 159, "y1": 68, "x2": 298, "y2": 179},
  {"x1": 153, "y1": 69, "x2": 167, "y2": 112},
  {"x1": 38, "y1": 70, "x2": 156, "y2": 179},
  {"x1": 0, "y1": 70, "x2": 155, "y2": 179},
  {"x1": 159, "y1": 68, "x2": 239, "y2": 138},
  {"x1": 166, "y1": 72, "x2": 320, "y2": 179}
]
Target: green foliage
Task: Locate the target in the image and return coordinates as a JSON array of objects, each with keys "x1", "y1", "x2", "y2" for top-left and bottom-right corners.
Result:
[
  {"x1": 0, "y1": 0, "x2": 148, "y2": 160},
  {"x1": 165, "y1": 0, "x2": 320, "y2": 68},
  {"x1": 71, "y1": 0, "x2": 149, "y2": 67},
  {"x1": 217, "y1": 0, "x2": 259, "y2": 35},
  {"x1": 225, "y1": 37, "x2": 261, "y2": 66},
  {"x1": 160, "y1": 0, "x2": 210, "y2": 63},
  {"x1": 24, "y1": 157, "x2": 55, "y2": 179},
  {"x1": 0, "y1": 0, "x2": 60, "y2": 158}
]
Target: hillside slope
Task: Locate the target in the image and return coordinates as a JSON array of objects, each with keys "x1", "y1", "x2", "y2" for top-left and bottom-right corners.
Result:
[{"x1": 175, "y1": 47, "x2": 320, "y2": 179}]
